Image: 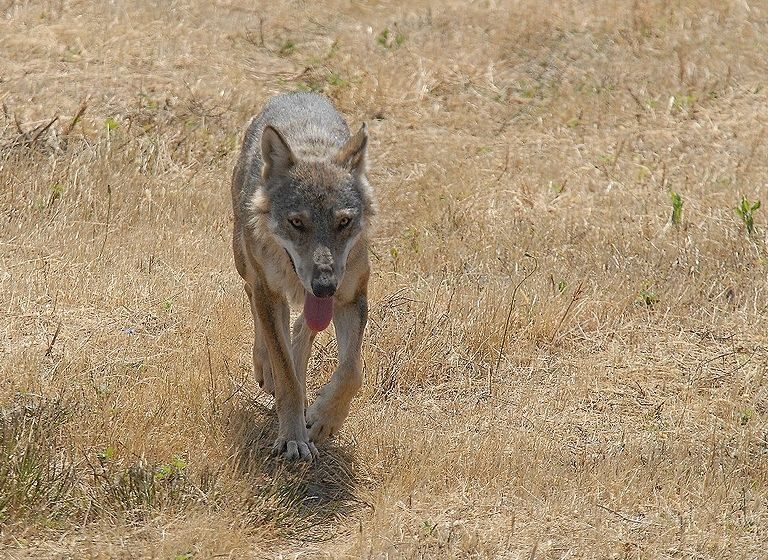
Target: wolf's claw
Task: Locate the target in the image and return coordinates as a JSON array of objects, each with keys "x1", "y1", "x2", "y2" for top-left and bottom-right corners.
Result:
[{"x1": 272, "y1": 437, "x2": 318, "y2": 461}]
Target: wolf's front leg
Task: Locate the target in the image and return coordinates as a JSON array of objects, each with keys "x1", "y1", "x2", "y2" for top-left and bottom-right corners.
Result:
[
  {"x1": 250, "y1": 285, "x2": 318, "y2": 461},
  {"x1": 291, "y1": 314, "x2": 316, "y2": 408},
  {"x1": 306, "y1": 294, "x2": 367, "y2": 443},
  {"x1": 244, "y1": 283, "x2": 274, "y2": 395}
]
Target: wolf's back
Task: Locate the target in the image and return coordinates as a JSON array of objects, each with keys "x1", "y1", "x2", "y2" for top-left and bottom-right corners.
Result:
[{"x1": 256, "y1": 93, "x2": 350, "y2": 155}]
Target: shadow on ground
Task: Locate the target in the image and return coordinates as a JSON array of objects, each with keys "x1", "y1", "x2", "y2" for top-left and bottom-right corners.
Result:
[{"x1": 223, "y1": 395, "x2": 370, "y2": 540}]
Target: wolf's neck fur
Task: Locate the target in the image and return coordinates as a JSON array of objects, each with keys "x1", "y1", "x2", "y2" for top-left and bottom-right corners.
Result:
[{"x1": 289, "y1": 128, "x2": 343, "y2": 161}]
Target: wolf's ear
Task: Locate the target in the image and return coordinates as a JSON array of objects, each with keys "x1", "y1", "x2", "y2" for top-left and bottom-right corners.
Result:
[
  {"x1": 261, "y1": 126, "x2": 295, "y2": 183},
  {"x1": 334, "y1": 123, "x2": 368, "y2": 177}
]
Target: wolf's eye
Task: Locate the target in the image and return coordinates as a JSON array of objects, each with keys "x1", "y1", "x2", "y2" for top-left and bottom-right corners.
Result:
[
  {"x1": 338, "y1": 216, "x2": 351, "y2": 229},
  {"x1": 289, "y1": 217, "x2": 304, "y2": 230}
]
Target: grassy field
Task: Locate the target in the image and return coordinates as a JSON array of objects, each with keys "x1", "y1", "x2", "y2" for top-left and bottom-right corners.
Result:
[{"x1": 2, "y1": 0, "x2": 768, "y2": 558}]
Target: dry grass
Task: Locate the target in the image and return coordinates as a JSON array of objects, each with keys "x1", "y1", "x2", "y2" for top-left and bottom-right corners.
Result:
[{"x1": 1, "y1": 0, "x2": 768, "y2": 558}]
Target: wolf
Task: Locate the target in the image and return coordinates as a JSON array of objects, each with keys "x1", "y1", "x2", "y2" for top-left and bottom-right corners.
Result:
[{"x1": 231, "y1": 92, "x2": 375, "y2": 461}]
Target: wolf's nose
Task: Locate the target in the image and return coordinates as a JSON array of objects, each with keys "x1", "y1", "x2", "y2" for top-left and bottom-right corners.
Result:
[{"x1": 311, "y1": 277, "x2": 337, "y2": 298}]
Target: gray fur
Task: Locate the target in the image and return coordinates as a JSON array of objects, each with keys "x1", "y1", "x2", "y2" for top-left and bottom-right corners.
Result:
[
  {"x1": 233, "y1": 93, "x2": 356, "y2": 226},
  {"x1": 232, "y1": 92, "x2": 373, "y2": 298}
]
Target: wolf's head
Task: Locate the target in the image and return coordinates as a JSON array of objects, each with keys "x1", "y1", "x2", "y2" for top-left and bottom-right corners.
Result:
[{"x1": 255, "y1": 124, "x2": 374, "y2": 299}]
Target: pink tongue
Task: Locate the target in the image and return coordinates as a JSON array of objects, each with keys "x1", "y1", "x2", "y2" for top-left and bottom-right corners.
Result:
[{"x1": 304, "y1": 293, "x2": 334, "y2": 332}]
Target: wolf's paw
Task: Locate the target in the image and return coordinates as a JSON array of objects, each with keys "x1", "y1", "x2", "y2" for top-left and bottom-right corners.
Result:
[
  {"x1": 254, "y1": 358, "x2": 274, "y2": 395},
  {"x1": 271, "y1": 436, "x2": 318, "y2": 462},
  {"x1": 306, "y1": 397, "x2": 350, "y2": 443}
]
